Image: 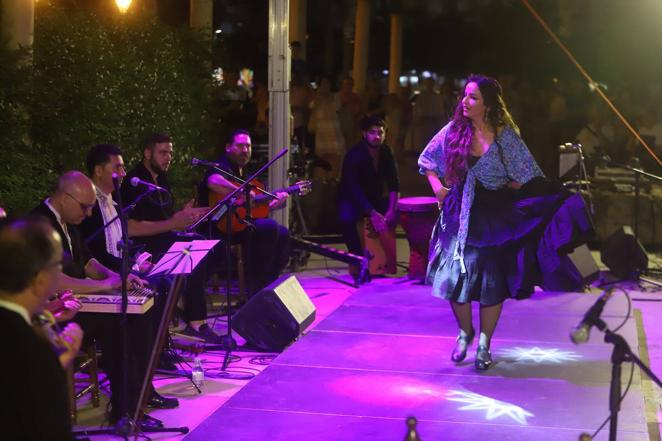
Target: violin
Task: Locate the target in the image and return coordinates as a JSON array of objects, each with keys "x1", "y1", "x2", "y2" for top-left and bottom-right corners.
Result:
[{"x1": 33, "y1": 310, "x2": 68, "y2": 355}]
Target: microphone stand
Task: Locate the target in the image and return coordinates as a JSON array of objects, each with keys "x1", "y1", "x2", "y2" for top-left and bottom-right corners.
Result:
[
  {"x1": 72, "y1": 176, "x2": 137, "y2": 439},
  {"x1": 83, "y1": 189, "x2": 160, "y2": 246},
  {"x1": 114, "y1": 175, "x2": 132, "y2": 437},
  {"x1": 188, "y1": 148, "x2": 288, "y2": 369},
  {"x1": 587, "y1": 318, "x2": 661, "y2": 441},
  {"x1": 74, "y1": 182, "x2": 189, "y2": 439}
]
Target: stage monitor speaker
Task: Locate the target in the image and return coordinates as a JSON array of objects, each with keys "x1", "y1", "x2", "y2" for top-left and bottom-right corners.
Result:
[
  {"x1": 568, "y1": 244, "x2": 600, "y2": 284},
  {"x1": 231, "y1": 275, "x2": 316, "y2": 352},
  {"x1": 600, "y1": 226, "x2": 648, "y2": 279}
]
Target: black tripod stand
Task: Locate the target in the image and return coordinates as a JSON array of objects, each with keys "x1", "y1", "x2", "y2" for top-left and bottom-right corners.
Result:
[{"x1": 188, "y1": 149, "x2": 287, "y2": 368}]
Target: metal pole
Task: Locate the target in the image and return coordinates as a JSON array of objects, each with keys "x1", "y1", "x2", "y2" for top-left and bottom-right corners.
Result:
[
  {"x1": 289, "y1": 0, "x2": 307, "y2": 57},
  {"x1": 388, "y1": 13, "x2": 402, "y2": 94},
  {"x1": 268, "y1": 0, "x2": 291, "y2": 227},
  {"x1": 352, "y1": 0, "x2": 371, "y2": 94}
]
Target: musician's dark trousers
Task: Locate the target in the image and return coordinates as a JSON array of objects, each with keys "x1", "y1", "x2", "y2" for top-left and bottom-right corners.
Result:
[
  {"x1": 242, "y1": 218, "x2": 290, "y2": 295},
  {"x1": 338, "y1": 197, "x2": 389, "y2": 256},
  {"x1": 209, "y1": 218, "x2": 291, "y2": 297},
  {"x1": 76, "y1": 312, "x2": 152, "y2": 419}
]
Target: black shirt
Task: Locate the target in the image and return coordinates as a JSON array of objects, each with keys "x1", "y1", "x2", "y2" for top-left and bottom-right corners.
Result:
[
  {"x1": 196, "y1": 154, "x2": 241, "y2": 208},
  {"x1": 120, "y1": 162, "x2": 176, "y2": 257},
  {"x1": 0, "y1": 308, "x2": 74, "y2": 441},
  {"x1": 339, "y1": 140, "x2": 400, "y2": 214}
]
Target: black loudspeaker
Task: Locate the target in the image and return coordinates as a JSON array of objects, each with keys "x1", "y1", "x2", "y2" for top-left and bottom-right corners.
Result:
[
  {"x1": 231, "y1": 275, "x2": 316, "y2": 352},
  {"x1": 568, "y1": 244, "x2": 600, "y2": 284},
  {"x1": 600, "y1": 226, "x2": 648, "y2": 279}
]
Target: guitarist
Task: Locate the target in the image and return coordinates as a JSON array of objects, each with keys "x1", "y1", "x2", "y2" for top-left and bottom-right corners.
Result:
[{"x1": 197, "y1": 129, "x2": 291, "y2": 297}]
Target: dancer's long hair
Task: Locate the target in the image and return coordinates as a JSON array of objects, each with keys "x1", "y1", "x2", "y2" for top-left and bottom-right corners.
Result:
[{"x1": 444, "y1": 74, "x2": 519, "y2": 185}]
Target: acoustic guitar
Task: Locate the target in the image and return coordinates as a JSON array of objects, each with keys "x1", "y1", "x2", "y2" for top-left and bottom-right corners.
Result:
[{"x1": 209, "y1": 180, "x2": 312, "y2": 234}]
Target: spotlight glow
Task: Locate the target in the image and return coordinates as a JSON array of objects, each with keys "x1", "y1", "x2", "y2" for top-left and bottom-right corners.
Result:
[
  {"x1": 330, "y1": 374, "x2": 445, "y2": 408},
  {"x1": 115, "y1": 0, "x2": 132, "y2": 13},
  {"x1": 446, "y1": 390, "x2": 534, "y2": 425},
  {"x1": 500, "y1": 346, "x2": 582, "y2": 364}
]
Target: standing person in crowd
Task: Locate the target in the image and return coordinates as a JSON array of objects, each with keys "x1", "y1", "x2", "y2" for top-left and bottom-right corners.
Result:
[
  {"x1": 418, "y1": 74, "x2": 593, "y2": 371},
  {"x1": 308, "y1": 77, "x2": 345, "y2": 179},
  {"x1": 413, "y1": 77, "x2": 447, "y2": 152},
  {"x1": 0, "y1": 217, "x2": 81, "y2": 441},
  {"x1": 338, "y1": 116, "x2": 400, "y2": 277},
  {"x1": 337, "y1": 76, "x2": 363, "y2": 148}
]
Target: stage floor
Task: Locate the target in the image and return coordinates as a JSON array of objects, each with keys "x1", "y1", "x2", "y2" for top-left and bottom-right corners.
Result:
[{"x1": 182, "y1": 279, "x2": 655, "y2": 441}]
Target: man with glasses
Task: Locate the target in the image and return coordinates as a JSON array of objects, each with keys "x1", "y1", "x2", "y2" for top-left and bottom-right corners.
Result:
[
  {"x1": 0, "y1": 217, "x2": 80, "y2": 440},
  {"x1": 31, "y1": 171, "x2": 165, "y2": 429}
]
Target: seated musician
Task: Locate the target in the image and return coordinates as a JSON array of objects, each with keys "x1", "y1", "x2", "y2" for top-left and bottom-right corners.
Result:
[
  {"x1": 30, "y1": 171, "x2": 166, "y2": 429},
  {"x1": 119, "y1": 133, "x2": 220, "y2": 343},
  {"x1": 197, "y1": 129, "x2": 291, "y2": 296},
  {"x1": 0, "y1": 217, "x2": 81, "y2": 440},
  {"x1": 338, "y1": 116, "x2": 400, "y2": 276},
  {"x1": 77, "y1": 144, "x2": 180, "y2": 408}
]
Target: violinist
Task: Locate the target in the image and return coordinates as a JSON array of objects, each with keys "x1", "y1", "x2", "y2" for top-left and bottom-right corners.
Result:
[{"x1": 0, "y1": 217, "x2": 79, "y2": 440}]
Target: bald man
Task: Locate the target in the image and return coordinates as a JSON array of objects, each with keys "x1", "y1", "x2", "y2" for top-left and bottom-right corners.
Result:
[
  {"x1": 31, "y1": 171, "x2": 166, "y2": 429},
  {"x1": 30, "y1": 171, "x2": 137, "y2": 290},
  {"x1": 0, "y1": 218, "x2": 77, "y2": 440}
]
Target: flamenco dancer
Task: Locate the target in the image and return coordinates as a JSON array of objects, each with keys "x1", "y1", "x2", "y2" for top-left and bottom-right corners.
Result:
[{"x1": 418, "y1": 74, "x2": 593, "y2": 370}]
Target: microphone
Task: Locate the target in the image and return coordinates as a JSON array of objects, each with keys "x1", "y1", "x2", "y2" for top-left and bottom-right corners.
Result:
[
  {"x1": 191, "y1": 158, "x2": 221, "y2": 168},
  {"x1": 570, "y1": 289, "x2": 614, "y2": 344},
  {"x1": 130, "y1": 177, "x2": 165, "y2": 192}
]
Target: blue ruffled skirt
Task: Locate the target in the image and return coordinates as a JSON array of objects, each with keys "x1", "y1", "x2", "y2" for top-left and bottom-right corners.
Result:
[{"x1": 426, "y1": 178, "x2": 594, "y2": 305}]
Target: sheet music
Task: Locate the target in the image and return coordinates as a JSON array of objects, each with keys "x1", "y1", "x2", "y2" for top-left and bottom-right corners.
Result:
[{"x1": 147, "y1": 240, "x2": 220, "y2": 277}]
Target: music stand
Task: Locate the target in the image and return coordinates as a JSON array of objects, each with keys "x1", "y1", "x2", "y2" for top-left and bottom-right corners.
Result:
[
  {"x1": 73, "y1": 241, "x2": 216, "y2": 439},
  {"x1": 133, "y1": 240, "x2": 218, "y2": 429}
]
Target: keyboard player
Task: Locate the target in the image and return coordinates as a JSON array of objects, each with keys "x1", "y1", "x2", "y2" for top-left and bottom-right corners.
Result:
[{"x1": 31, "y1": 170, "x2": 174, "y2": 429}]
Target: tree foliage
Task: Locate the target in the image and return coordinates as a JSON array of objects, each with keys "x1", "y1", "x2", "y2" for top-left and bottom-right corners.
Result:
[{"x1": 0, "y1": 2, "x2": 214, "y2": 214}]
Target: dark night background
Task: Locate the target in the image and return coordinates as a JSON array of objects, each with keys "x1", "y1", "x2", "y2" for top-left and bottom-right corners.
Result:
[{"x1": 57, "y1": 0, "x2": 662, "y2": 87}]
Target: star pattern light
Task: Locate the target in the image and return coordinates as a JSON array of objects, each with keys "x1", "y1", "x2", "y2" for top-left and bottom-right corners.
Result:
[
  {"x1": 446, "y1": 390, "x2": 535, "y2": 425},
  {"x1": 500, "y1": 346, "x2": 582, "y2": 364}
]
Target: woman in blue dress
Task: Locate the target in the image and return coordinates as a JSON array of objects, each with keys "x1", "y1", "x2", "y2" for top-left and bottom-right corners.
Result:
[{"x1": 418, "y1": 75, "x2": 593, "y2": 370}]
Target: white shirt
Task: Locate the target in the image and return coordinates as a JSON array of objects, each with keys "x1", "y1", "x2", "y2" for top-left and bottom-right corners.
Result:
[
  {"x1": 44, "y1": 198, "x2": 72, "y2": 256},
  {"x1": 95, "y1": 185, "x2": 122, "y2": 258},
  {"x1": 0, "y1": 299, "x2": 31, "y2": 325}
]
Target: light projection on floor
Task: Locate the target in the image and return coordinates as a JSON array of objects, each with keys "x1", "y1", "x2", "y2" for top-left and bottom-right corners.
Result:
[
  {"x1": 330, "y1": 373, "x2": 445, "y2": 408},
  {"x1": 446, "y1": 390, "x2": 534, "y2": 425},
  {"x1": 499, "y1": 346, "x2": 582, "y2": 364}
]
